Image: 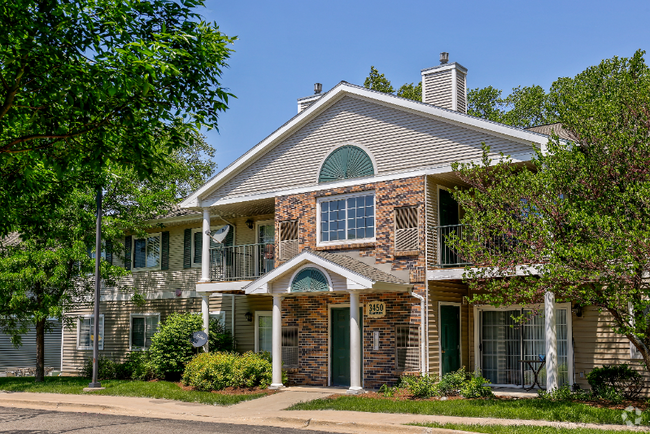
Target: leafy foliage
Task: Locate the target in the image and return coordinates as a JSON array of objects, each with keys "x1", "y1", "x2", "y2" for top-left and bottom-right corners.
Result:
[
  {"x1": 148, "y1": 313, "x2": 204, "y2": 380},
  {"x1": 451, "y1": 50, "x2": 650, "y2": 372},
  {"x1": 399, "y1": 369, "x2": 493, "y2": 399},
  {"x1": 587, "y1": 365, "x2": 643, "y2": 401},
  {"x1": 363, "y1": 66, "x2": 422, "y2": 101},
  {"x1": 81, "y1": 352, "x2": 154, "y2": 381},
  {"x1": 182, "y1": 351, "x2": 273, "y2": 391},
  {"x1": 209, "y1": 318, "x2": 236, "y2": 352}
]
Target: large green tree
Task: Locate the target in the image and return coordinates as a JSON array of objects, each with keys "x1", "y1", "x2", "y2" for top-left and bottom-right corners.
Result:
[
  {"x1": 450, "y1": 50, "x2": 650, "y2": 372},
  {"x1": 0, "y1": 0, "x2": 234, "y2": 235},
  {"x1": 0, "y1": 132, "x2": 216, "y2": 381},
  {"x1": 363, "y1": 66, "x2": 422, "y2": 101}
]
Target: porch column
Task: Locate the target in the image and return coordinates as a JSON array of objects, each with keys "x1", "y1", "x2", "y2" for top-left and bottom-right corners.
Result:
[
  {"x1": 200, "y1": 208, "x2": 211, "y2": 282},
  {"x1": 545, "y1": 291, "x2": 557, "y2": 390},
  {"x1": 348, "y1": 290, "x2": 363, "y2": 394},
  {"x1": 201, "y1": 294, "x2": 210, "y2": 352},
  {"x1": 270, "y1": 294, "x2": 284, "y2": 389}
]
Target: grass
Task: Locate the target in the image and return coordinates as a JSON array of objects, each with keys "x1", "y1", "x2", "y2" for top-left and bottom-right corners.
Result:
[
  {"x1": 288, "y1": 396, "x2": 649, "y2": 426},
  {"x1": 409, "y1": 423, "x2": 648, "y2": 434},
  {"x1": 0, "y1": 377, "x2": 267, "y2": 406}
]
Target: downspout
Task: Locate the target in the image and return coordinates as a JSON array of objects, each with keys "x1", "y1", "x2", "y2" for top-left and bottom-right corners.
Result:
[
  {"x1": 423, "y1": 176, "x2": 430, "y2": 373},
  {"x1": 410, "y1": 287, "x2": 426, "y2": 375}
]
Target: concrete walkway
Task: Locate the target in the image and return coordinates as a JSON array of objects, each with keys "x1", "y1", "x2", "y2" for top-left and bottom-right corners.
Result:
[{"x1": 0, "y1": 387, "x2": 645, "y2": 433}]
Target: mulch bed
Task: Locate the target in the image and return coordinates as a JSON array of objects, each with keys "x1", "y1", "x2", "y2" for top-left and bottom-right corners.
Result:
[
  {"x1": 175, "y1": 382, "x2": 276, "y2": 396},
  {"x1": 333, "y1": 389, "x2": 650, "y2": 411}
]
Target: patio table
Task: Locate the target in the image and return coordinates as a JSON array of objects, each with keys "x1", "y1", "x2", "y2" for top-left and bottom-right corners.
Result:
[{"x1": 519, "y1": 359, "x2": 546, "y2": 391}]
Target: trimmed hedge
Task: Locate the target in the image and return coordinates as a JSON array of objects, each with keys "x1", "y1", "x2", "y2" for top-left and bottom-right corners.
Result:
[{"x1": 182, "y1": 351, "x2": 273, "y2": 391}]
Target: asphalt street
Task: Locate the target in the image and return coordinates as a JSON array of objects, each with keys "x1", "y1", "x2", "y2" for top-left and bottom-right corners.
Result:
[{"x1": 0, "y1": 406, "x2": 334, "y2": 434}]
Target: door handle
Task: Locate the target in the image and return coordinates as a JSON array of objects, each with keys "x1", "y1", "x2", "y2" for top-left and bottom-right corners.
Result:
[{"x1": 442, "y1": 350, "x2": 445, "y2": 354}]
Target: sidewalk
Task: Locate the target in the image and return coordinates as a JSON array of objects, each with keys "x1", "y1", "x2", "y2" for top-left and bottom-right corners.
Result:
[{"x1": 0, "y1": 387, "x2": 643, "y2": 434}]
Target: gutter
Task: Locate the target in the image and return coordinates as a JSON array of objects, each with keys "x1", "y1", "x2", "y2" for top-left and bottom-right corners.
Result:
[{"x1": 409, "y1": 287, "x2": 427, "y2": 375}]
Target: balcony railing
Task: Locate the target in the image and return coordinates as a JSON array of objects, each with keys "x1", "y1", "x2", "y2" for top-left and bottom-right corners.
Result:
[
  {"x1": 210, "y1": 242, "x2": 275, "y2": 281},
  {"x1": 431, "y1": 224, "x2": 514, "y2": 268},
  {"x1": 431, "y1": 224, "x2": 471, "y2": 268}
]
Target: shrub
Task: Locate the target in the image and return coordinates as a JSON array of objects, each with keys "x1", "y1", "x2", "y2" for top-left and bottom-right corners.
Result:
[
  {"x1": 408, "y1": 373, "x2": 439, "y2": 398},
  {"x1": 81, "y1": 356, "x2": 119, "y2": 380},
  {"x1": 436, "y1": 368, "x2": 470, "y2": 396},
  {"x1": 459, "y1": 374, "x2": 493, "y2": 398},
  {"x1": 587, "y1": 364, "x2": 643, "y2": 400},
  {"x1": 148, "y1": 313, "x2": 204, "y2": 380},
  {"x1": 182, "y1": 351, "x2": 273, "y2": 391},
  {"x1": 404, "y1": 368, "x2": 493, "y2": 399},
  {"x1": 209, "y1": 319, "x2": 236, "y2": 352},
  {"x1": 123, "y1": 351, "x2": 154, "y2": 381}
]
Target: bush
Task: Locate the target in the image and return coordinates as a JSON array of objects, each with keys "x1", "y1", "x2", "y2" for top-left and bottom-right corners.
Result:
[
  {"x1": 81, "y1": 356, "x2": 119, "y2": 380},
  {"x1": 587, "y1": 364, "x2": 643, "y2": 400},
  {"x1": 209, "y1": 319, "x2": 236, "y2": 352},
  {"x1": 182, "y1": 351, "x2": 273, "y2": 391},
  {"x1": 82, "y1": 351, "x2": 153, "y2": 381},
  {"x1": 404, "y1": 368, "x2": 493, "y2": 399},
  {"x1": 407, "y1": 373, "x2": 439, "y2": 398},
  {"x1": 148, "y1": 313, "x2": 204, "y2": 380},
  {"x1": 459, "y1": 374, "x2": 493, "y2": 398}
]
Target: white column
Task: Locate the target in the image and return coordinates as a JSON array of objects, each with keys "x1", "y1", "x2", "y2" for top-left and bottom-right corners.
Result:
[
  {"x1": 545, "y1": 291, "x2": 557, "y2": 391},
  {"x1": 201, "y1": 294, "x2": 210, "y2": 352},
  {"x1": 200, "y1": 208, "x2": 211, "y2": 282},
  {"x1": 348, "y1": 291, "x2": 363, "y2": 394},
  {"x1": 270, "y1": 294, "x2": 284, "y2": 389}
]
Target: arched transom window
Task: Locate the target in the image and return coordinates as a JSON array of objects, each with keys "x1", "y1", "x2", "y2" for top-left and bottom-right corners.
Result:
[
  {"x1": 318, "y1": 145, "x2": 374, "y2": 183},
  {"x1": 291, "y1": 267, "x2": 329, "y2": 293}
]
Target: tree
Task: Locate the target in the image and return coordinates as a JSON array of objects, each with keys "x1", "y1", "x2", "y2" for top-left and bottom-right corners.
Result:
[
  {"x1": 364, "y1": 66, "x2": 395, "y2": 94},
  {"x1": 0, "y1": 0, "x2": 234, "y2": 220},
  {"x1": 0, "y1": 132, "x2": 216, "y2": 381},
  {"x1": 397, "y1": 82, "x2": 422, "y2": 102},
  {"x1": 467, "y1": 84, "x2": 556, "y2": 128},
  {"x1": 450, "y1": 50, "x2": 650, "y2": 372}
]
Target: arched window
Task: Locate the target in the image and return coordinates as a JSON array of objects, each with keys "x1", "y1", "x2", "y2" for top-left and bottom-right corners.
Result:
[
  {"x1": 291, "y1": 267, "x2": 329, "y2": 293},
  {"x1": 318, "y1": 145, "x2": 374, "y2": 183}
]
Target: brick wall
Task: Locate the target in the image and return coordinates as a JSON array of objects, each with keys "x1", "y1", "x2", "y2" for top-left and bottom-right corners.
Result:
[{"x1": 275, "y1": 176, "x2": 427, "y2": 389}]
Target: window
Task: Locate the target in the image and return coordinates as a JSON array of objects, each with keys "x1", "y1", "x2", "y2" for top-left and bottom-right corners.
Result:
[
  {"x1": 318, "y1": 193, "x2": 375, "y2": 244},
  {"x1": 210, "y1": 312, "x2": 226, "y2": 327},
  {"x1": 394, "y1": 206, "x2": 419, "y2": 254},
  {"x1": 279, "y1": 220, "x2": 299, "y2": 260},
  {"x1": 282, "y1": 327, "x2": 298, "y2": 368},
  {"x1": 396, "y1": 325, "x2": 420, "y2": 371},
  {"x1": 77, "y1": 315, "x2": 104, "y2": 350},
  {"x1": 255, "y1": 311, "x2": 272, "y2": 353},
  {"x1": 192, "y1": 226, "x2": 232, "y2": 267},
  {"x1": 318, "y1": 145, "x2": 374, "y2": 183},
  {"x1": 133, "y1": 233, "x2": 161, "y2": 269},
  {"x1": 130, "y1": 314, "x2": 159, "y2": 350}
]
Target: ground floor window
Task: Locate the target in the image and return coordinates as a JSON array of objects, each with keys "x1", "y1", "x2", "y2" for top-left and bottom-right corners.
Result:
[
  {"x1": 396, "y1": 325, "x2": 420, "y2": 371},
  {"x1": 282, "y1": 327, "x2": 299, "y2": 368},
  {"x1": 77, "y1": 315, "x2": 104, "y2": 350},
  {"x1": 130, "y1": 314, "x2": 159, "y2": 350},
  {"x1": 255, "y1": 312, "x2": 272, "y2": 353},
  {"x1": 479, "y1": 307, "x2": 569, "y2": 388}
]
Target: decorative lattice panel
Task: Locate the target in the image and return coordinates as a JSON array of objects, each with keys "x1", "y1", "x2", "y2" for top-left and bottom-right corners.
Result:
[
  {"x1": 279, "y1": 221, "x2": 299, "y2": 260},
  {"x1": 318, "y1": 145, "x2": 374, "y2": 183},
  {"x1": 395, "y1": 207, "x2": 419, "y2": 253},
  {"x1": 291, "y1": 267, "x2": 329, "y2": 292}
]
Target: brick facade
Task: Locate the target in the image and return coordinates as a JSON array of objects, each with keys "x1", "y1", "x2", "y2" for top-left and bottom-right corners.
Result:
[{"x1": 275, "y1": 176, "x2": 427, "y2": 388}]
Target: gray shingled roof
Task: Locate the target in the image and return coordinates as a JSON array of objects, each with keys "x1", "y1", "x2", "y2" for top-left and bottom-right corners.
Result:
[
  {"x1": 526, "y1": 123, "x2": 574, "y2": 141},
  {"x1": 308, "y1": 251, "x2": 408, "y2": 285}
]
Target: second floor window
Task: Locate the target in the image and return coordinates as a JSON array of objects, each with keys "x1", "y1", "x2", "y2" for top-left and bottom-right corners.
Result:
[
  {"x1": 319, "y1": 193, "x2": 375, "y2": 244},
  {"x1": 133, "y1": 233, "x2": 160, "y2": 269}
]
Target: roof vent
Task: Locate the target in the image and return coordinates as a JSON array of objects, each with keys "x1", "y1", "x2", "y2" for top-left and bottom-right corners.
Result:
[
  {"x1": 314, "y1": 83, "x2": 323, "y2": 94},
  {"x1": 440, "y1": 52, "x2": 449, "y2": 65}
]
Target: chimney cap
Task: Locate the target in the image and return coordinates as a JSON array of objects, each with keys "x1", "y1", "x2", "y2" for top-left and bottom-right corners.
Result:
[
  {"x1": 314, "y1": 83, "x2": 323, "y2": 94},
  {"x1": 440, "y1": 52, "x2": 449, "y2": 64}
]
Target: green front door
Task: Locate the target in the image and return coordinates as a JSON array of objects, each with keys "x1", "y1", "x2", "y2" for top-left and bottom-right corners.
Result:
[
  {"x1": 440, "y1": 305, "x2": 461, "y2": 375},
  {"x1": 331, "y1": 307, "x2": 363, "y2": 387}
]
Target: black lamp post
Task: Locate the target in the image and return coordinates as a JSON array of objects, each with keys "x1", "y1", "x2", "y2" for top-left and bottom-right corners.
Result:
[{"x1": 89, "y1": 185, "x2": 103, "y2": 389}]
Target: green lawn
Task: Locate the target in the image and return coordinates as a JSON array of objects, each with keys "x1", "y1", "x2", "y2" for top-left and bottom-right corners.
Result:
[
  {"x1": 289, "y1": 396, "x2": 646, "y2": 426},
  {"x1": 0, "y1": 377, "x2": 267, "y2": 406},
  {"x1": 410, "y1": 423, "x2": 647, "y2": 434}
]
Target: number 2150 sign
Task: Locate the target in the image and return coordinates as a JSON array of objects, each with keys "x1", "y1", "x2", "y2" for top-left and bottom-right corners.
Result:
[{"x1": 367, "y1": 301, "x2": 386, "y2": 318}]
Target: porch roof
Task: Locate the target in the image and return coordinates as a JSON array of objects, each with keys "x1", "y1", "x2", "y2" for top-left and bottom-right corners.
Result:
[{"x1": 244, "y1": 250, "x2": 412, "y2": 295}]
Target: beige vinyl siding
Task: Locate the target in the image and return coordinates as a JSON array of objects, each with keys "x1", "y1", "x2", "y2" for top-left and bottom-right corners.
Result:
[
  {"x1": 231, "y1": 295, "x2": 273, "y2": 353},
  {"x1": 428, "y1": 281, "x2": 472, "y2": 375},
  {"x1": 572, "y1": 306, "x2": 650, "y2": 390},
  {"x1": 423, "y1": 70, "x2": 453, "y2": 109},
  {"x1": 204, "y1": 96, "x2": 536, "y2": 204},
  {"x1": 456, "y1": 71, "x2": 467, "y2": 114}
]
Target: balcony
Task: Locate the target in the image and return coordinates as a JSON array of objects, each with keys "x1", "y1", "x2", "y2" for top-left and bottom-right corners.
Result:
[
  {"x1": 431, "y1": 224, "x2": 471, "y2": 268},
  {"x1": 210, "y1": 242, "x2": 275, "y2": 282}
]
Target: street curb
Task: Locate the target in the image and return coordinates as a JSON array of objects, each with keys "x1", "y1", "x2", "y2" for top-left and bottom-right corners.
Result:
[
  {"x1": 0, "y1": 398, "x2": 121, "y2": 413},
  {"x1": 270, "y1": 416, "x2": 468, "y2": 433}
]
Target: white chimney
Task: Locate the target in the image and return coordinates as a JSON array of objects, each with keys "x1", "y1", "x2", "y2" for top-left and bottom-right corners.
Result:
[
  {"x1": 421, "y1": 53, "x2": 467, "y2": 113},
  {"x1": 297, "y1": 83, "x2": 324, "y2": 113}
]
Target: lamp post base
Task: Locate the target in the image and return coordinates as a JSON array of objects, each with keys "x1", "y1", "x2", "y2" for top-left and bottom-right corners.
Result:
[{"x1": 83, "y1": 383, "x2": 104, "y2": 392}]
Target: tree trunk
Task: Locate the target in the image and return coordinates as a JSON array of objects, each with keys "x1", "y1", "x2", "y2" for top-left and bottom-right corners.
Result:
[{"x1": 35, "y1": 318, "x2": 46, "y2": 382}]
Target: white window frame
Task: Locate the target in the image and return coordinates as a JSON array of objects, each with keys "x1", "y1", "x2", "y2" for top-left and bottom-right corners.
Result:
[
  {"x1": 132, "y1": 232, "x2": 162, "y2": 271},
  {"x1": 77, "y1": 314, "x2": 104, "y2": 351},
  {"x1": 282, "y1": 326, "x2": 299, "y2": 369},
  {"x1": 129, "y1": 313, "x2": 160, "y2": 351},
  {"x1": 254, "y1": 311, "x2": 273, "y2": 353},
  {"x1": 316, "y1": 191, "x2": 376, "y2": 247}
]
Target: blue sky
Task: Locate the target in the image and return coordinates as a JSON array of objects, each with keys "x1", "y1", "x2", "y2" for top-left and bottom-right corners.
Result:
[{"x1": 200, "y1": 0, "x2": 649, "y2": 172}]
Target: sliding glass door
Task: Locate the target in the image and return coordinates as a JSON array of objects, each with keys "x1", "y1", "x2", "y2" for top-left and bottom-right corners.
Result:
[{"x1": 480, "y1": 307, "x2": 569, "y2": 388}]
